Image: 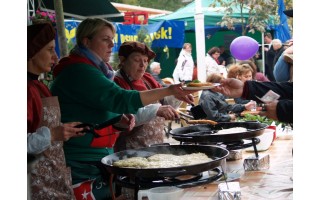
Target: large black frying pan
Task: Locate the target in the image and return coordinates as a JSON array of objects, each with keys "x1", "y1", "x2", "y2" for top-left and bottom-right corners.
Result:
[
  {"x1": 170, "y1": 121, "x2": 268, "y2": 143},
  {"x1": 101, "y1": 145, "x2": 229, "y2": 179}
]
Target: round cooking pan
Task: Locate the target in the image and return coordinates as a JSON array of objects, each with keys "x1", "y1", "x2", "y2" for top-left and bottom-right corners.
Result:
[
  {"x1": 170, "y1": 121, "x2": 268, "y2": 143},
  {"x1": 101, "y1": 145, "x2": 229, "y2": 179}
]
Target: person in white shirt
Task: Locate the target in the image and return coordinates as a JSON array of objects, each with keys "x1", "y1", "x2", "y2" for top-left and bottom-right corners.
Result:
[
  {"x1": 172, "y1": 43, "x2": 194, "y2": 83},
  {"x1": 205, "y1": 46, "x2": 228, "y2": 78}
]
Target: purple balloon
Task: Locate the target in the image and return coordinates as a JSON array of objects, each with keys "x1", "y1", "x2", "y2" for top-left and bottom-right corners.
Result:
[{"x1": 230, "y1": 36, "x2": 259, "y2": 60}]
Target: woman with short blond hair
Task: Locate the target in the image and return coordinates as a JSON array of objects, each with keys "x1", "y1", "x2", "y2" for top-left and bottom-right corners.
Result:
[{"x1": 51, "y1": 18, "x2": 194, "y2": 200}]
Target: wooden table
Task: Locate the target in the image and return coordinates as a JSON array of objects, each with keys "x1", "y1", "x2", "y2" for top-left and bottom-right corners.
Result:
[{"x1": 180, "y1": 138, "x2": 293, "y2": 200}]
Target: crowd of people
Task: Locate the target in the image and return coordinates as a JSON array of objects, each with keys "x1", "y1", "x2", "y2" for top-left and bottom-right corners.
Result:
[{"x1": 27, "y1": 8, "x2": 293, "y2": 200}]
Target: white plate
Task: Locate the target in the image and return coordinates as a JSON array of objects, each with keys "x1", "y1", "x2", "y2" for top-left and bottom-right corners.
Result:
[{"x1": 182, "y1": 83, "x2": 220, "y2": 90}]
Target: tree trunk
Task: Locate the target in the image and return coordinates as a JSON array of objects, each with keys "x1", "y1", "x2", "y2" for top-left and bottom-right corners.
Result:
[{"x1": 53, "y1": 0, "x2": 68, "y2": 57}]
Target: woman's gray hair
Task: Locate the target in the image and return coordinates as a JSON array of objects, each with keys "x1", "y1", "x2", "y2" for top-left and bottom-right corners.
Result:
[
  {"x1": 271, "y1": 39, "x2": 282, "y2": 49},
  {"x1": 183, "y1": 43, "x2": 192, "y2": 49},
  {"x1": 150, "y1": 62, "x2": 160, "y2": 71},
  {"x1": 76, "y1": 18, "x2": 115, "y2": 46}
]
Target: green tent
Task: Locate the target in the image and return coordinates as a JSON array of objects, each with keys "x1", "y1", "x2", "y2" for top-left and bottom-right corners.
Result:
[
  {"x1": 148, "y1": 0, "x2": 265, "y2": 78},
  {"x1": 149, "y1": 0, "x2": 250, "y2": 31}
]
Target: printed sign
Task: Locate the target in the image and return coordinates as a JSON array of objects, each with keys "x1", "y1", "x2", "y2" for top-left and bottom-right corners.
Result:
[{"x1": 64, "y1": 19, "x2": 185, "y2": 53}]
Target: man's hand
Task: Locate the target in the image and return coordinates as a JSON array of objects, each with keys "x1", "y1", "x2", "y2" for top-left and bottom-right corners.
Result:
[
  {"x1": 259, "y1": 100, "x2": 278, "y2": 121},
  {"x1": 174, "y1": 93, "x2": 194, "y2": 105},
  {"x1": 211, "y1": 78, "x2": 244, "y2": 98}
]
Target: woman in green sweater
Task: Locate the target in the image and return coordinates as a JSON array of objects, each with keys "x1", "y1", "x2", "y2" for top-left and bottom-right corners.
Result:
[{"x1": 50, "y1": 18, "x2": 194, "y2": 200}]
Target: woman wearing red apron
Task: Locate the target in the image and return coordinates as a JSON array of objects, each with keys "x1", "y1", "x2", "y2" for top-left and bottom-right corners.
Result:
[{"x1": 27, "y1": 23, "x2": 85, "y2": 199}]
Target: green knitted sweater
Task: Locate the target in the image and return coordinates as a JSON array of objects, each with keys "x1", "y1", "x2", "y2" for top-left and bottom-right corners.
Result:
[{"x1": 51, "y1": 59, "x2": 143, "y2": 162}]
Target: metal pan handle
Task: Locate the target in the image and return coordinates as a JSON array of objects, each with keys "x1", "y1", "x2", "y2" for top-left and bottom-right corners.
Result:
[
  {"x1": 94, "y1": 115, "x2": 123, "y2": 130},
  {"x1": 238, "y1": 138, "x2": 261, "y2": 149},
  {"x1": 176, "y1": 168, "x2": 223, "y2": 188},
  {"x1": 149, "y1": 143, "x2": 171, "y2": 147},
  {"x1": 172, "y1": 136, "x2": 194, "y2": 140},
  {"x1": 157, "y1": 169, "x2": 187, "y2": 177}
]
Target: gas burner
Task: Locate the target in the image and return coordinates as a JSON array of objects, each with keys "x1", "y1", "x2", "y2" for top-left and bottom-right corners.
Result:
[
  {"x1": 115, "y1": 168, "x2": 223, "y2": 199},
  {"x1": 220, "y1": 138, "x2": 261, "y2": 150},
  {"x1": 179, "y1": 138, "x2": 260, "y2": 151},
  {"x1": 117, "y1": 173, "x2": 205, "y2": 189}
]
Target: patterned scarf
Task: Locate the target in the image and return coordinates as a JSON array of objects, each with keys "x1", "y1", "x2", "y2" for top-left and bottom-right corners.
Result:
[{"x1": 70, "y1": 44, "x2": 114, "y2": 80}]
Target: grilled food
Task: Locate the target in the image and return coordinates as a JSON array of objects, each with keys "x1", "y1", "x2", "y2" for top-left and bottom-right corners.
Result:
[
  {"x1": 187, "y1": 119, "x2": 218, "y2": 126},
  {"x1": 186, "y1": 82, "x2": 213, "y2": 87},
  {"x1": 112, "y1": 157, "x2": 149, "y2": 168},
  {"x1": 113, "y1": 153, "x2": 213, "y2": 168}
]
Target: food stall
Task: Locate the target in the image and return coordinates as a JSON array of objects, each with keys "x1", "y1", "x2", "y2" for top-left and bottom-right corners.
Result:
[{"x1": 101, "y1": 119, "x2": 293, "y2": 199}]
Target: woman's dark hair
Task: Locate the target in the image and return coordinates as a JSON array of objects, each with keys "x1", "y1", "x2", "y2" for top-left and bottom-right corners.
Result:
[{"x1": 207, "y1": 47, "x2": 220, "y2": 56}]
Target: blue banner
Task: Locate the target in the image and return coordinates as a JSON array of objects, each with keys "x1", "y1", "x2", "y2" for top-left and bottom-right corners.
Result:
[
  {"x1": 113, "y1": 20, "x2": 185, "y2": 51},
  {"x1": 64, "y1": 19, "x2": 185, "y2": 53},
  {"x1": 274, "y1": 0, "x2": 291, "y2": 42}
]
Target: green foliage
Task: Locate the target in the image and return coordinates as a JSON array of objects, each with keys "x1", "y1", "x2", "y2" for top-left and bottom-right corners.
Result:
[
  {"x1": 136, "y1": 25, "x2": 152, "y2": 47},
  {"x1": 237, "y1": 113, "x2": 281, "y2": 126},
  {"x1": 109, "y1": 52, "x2": 120, "y2": 70},
  {"x1": 210, "y1": 0, "x2": 283, "y2": 35}
]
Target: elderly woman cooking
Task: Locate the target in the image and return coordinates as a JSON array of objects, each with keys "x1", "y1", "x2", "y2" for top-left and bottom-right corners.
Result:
[
  {"x1": 113, "y1": 41, "x2": 179, "y2": 151},
  {"x1": 50, "y1": 18, "x2": 195, "y2": 200}
]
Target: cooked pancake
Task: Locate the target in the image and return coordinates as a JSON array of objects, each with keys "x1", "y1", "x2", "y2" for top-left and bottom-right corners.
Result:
[
  {"x1": 113, "y1": 152, "x2": 213, "y2": 168},
  {"x1": 113, "y1": 157, "x2": 149, "y2": 168}
]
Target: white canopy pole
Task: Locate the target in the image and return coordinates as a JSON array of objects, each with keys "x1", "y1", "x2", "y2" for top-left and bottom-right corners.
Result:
[
  {"x1": 261, "y1": 32, "x2": 265, "y2": 75},
  {"x1": 194, "y1": 0, "x2": 206, "y2": 82}
]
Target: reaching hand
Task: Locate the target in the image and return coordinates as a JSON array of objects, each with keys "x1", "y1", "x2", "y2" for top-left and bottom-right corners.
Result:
[
  {"x1": 156, "y1": 105, "x2": 179, "y2": 120},
  {"x1": 51, "y1": 122, "x2": 85, "y2": 142},
  {"x1": 119, "y1": 114, "x2": 135, "y2": 131},
  {"x1": 259, "y1": 100, "x2": 278, "y2": 121},
  {"x1": 174, "y1": 93, "x2": 194, "y2": 105},
  {"x1": 168, "y1": 83, "x2": 197, "y2": 105},
  {"x1": 245, "y1": 101, "x2": 257, "y2": 111},
  {"x1": 211, "y1": 78, "x2": 244, "y2": 98}
]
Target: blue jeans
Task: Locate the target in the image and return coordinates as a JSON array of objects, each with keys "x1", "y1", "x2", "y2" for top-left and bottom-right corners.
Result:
[{"x1": 273, "y1": 54, "x2": 290, "y2": 82}]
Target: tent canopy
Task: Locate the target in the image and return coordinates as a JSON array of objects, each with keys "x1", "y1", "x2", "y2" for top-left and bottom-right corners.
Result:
[
  {"x1": 149, "y1": 0, "x2": 250, "y2": 31},
  {"x1": 33, "y1": 0, "x2": 124, "y2": 22},
  {"x1": 149, "y1": 0, "x2": 291, "y2": 42}
]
